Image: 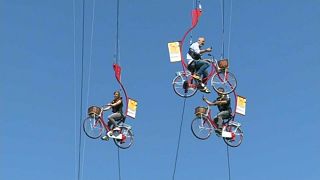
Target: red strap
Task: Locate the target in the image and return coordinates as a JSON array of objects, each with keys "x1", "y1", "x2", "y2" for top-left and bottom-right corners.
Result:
[
  {"x1": 113, "y1": 63, "x2": 129, "y2": 118},
  {"x1": 192, "y1": 9, "x2": 202, "y2": 27},
  {"x1": 113, "y1": 64, "x2": 122, "y2": 82},
  {"x1": 180, "y1": 8, "x2": 202, "y2": 71}
]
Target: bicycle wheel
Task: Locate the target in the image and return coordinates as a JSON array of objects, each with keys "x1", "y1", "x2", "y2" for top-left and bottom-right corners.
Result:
[
  {"x1": 113, "y1": 127, "x2": 134, "y2": 149},
  {"x1": 223, "y1": 124, "x2": 243, "y2": 147},
  {"x1": 211, "y1": 71, "x2": 237, "y2": 94},
  {"x1": 83, "y1": 117, "x2": 103, "y2": 139},
  {"x1": 191, "y1": 116, "x2": 213, "y2": 140},
  {"x1": 172, "y1": 74, "x2": 197, "y2": 98}
]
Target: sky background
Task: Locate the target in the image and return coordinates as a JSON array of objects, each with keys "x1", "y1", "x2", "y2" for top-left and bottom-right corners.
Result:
[{"x1": 1, "y1": 0, "x2": 320, "y2": 180}]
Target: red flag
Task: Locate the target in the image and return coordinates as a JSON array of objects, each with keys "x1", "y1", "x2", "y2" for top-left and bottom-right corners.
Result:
[
  {"x1": 191, "y1": 9, "x2": 202, "y2": 27},
  {"x1": 113, "y1": 64, "x2": 121, "y2": 82}
]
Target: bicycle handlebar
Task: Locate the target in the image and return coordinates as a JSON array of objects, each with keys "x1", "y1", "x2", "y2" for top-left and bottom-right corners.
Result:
[{"x1": 102, "y1": 105, "x2": 111, "y2": 111}]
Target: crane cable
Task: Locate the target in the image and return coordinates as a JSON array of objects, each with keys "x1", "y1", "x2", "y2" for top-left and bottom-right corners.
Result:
[
  {"x1": 220, "y1": 0, "x2": 234, "y2": 180},
  {"x1": 80, "y1": 0, "x2": 97, "y2": 179},
  {"x1": 171, "y1": 2, "x2": 201, "y2": 179},
  {"x1": 76, "y1": 0, "x2": 86, "y2": 179},
  {"x1": 74, "y1": 0, "x2": 98, "y2": 179},
  {"x1": 114, "y1": 1, "x2": 123, "y2": 180},
  {"x1": 72, "y1": 0, "x2": 77, "y2": 179},
  {"x1": 172, "y1": 98, "x2": 187, "y2": 180}
]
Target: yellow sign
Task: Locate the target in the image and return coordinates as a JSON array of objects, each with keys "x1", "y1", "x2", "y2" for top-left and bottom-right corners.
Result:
[
  {"x1": 236, "y1": 95, "x2": 246, "y2": 116},
  {"x1": 127, "y1": 98, "x2": 138, "y2": 119},
  {"x1": 168, "y1": 42, "x2": 181, "y2": 62}
]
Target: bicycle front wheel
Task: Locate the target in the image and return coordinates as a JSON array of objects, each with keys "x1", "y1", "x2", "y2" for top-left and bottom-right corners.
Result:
[
  {"x1": 113, "y1": 127, "x2": 134, "y2": 149},
  {"x1": 172, "y1": 74, "x2": 197, "y2": 98},
  {"x1": 223, "y1": 124, "x2": 243, "y2": 147},
  {"x1": 83, "y1": 117, "x2": 103, "y2": 139},
  {"x1": 191, "y1": 116, "x2": 213, "y2": 140},
  {"x1": 211, "y1": 71, "x2": 237, "y2": 94}
]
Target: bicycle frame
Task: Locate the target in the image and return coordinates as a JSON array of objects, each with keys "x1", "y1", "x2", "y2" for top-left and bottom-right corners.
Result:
[
  {"x1": 202, "y1": 105, "x2": 219, "y2": 130},
  {"x1": 184, "y1": 58, "x2": 230, "y2": 87},
  {"x1": 202, "y1": 105, "x2": 239, "y2": 139},
  {"x1": 96, "y1": 110, "x2": 112, "y2": 133}
]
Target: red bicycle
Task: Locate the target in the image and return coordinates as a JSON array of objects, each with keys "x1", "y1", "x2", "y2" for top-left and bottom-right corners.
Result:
[
  {"x1": 172, "y1": 55, "x2": 237, "y2": 98},
  {"x1": 83, "y1": 106, "x2": 134, "y2": 149},
  {"x1": 191, "y1": 105, "x2": 243, "y2": 147}
]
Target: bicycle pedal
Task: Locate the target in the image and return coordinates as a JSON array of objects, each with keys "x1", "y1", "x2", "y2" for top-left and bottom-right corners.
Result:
[{"x1": 183, "y1": 81, "x2": 188, "y2": 89}]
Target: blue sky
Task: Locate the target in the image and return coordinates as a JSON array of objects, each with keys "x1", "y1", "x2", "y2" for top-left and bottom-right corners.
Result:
[{"x1": 1, "y1": 0, "x2": 320, "y2": 180}]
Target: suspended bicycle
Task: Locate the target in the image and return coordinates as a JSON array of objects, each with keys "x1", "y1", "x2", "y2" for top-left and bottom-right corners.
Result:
[
  {"x1": 172, "y1": 55, "x2": 237, "y2": 98},
  {"x1": 83, "y1": 106, "x2": 134, "y2": 149},
  {"x1": 191, "y1": 105, "x2": 243, "y2": 147}
]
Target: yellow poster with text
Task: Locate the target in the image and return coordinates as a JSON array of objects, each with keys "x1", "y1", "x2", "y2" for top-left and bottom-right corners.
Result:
[
  {"x1": 236, "y1": 96, "x2": 246, "y2": 116},
  {"x1": 168, "y1": 42, "x2": 181, "y2": 62},
  {"x1": 127, "y1": 98, "x2": 138, "y2": 119}
]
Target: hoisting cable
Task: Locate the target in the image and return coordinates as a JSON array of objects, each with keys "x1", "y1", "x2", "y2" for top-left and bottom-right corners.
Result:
[
  {"x1": 113, "y1": 1, "x2": 124, "y2": 180},
  {"x1": 172, "y1": 98, "x2": 187, "y2": 180},
  {"x1": 226, "y1": 146, "x2": 231, "y2": 180},
  {"x1": 117, "y1": 147, "x2": 122, "y2": 180},
  {"x1": 227, "y1": 0, "x2": 233, "y2": 59},
  {"x1": 188, "y1": 0, "x2": 197, "y2": 45},
  {"x1": 80, "y1": 0, "x2": 97, "y2": 178},
  {"x1": 220, "y1": 0, "x2": 225, "y2": 58},
  {"x1": 219, "y1": 1, "x2": 234, "y2": 180},
  {"x1": 72, "y1": 0, "x2": 78, "y2": 179},
  {"x1": 113, "y1": 0, "x2": 128, "y2": 115},
  {"x1": 171, "y1": 2, "x2": 200, "y2": 179},
  {"x1": 76, "y1": 0, "x2": 86, "y2": 180}
]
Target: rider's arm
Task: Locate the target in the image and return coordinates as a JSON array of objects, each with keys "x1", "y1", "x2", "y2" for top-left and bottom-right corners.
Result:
[
  {"x1": 215, "y1": 96, "x2": 229, "y2": 105},
  {"x1": 110, "y1": 99, "x2": 122, "y2": 107},
  {"x1": 215, "y1": 100, "x2": 227, "y2": 105},
  {"x1": 203, "y1": 97, "x2": 217, "y2": 106},
  {"x1": 200, "y1": 48, "x2": 212, "y2": 54}
]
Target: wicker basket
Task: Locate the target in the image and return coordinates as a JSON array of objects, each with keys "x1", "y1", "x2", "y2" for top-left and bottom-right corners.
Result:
[
  {"x1": 88, "y1": 106, "x2": 102, "y2": 117},
  {"x1": 194, "y1": 106, "x2": 208, "y2": 117},
  {"x1": 218, "y1": 59, "x2": 229, "y2": 69}
]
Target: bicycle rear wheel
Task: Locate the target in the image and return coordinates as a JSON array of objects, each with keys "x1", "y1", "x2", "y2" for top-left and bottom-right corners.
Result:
[
  {"x1": 172, "y1": 74, "x2": 197, "y2": 98},
  {"x1": 191, "y1": 116, "x2": 213, "y2": 140},
  {"x1": 113, "y1": 127, "x2": 134, "y2": 149},
  {"x1": 223, "y1": 124, "x2": 243, "y2": 147},
  {"x1": 211, "y1": 71, "x2": 237, "y2": 94},
  {"x1": 83, "y1": 117, "x2": 103, "y2": 139}
]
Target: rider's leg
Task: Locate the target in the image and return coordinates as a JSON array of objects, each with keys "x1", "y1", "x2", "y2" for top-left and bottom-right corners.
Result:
[
  {"x1": 194, "y1": 60, "x2": 210, "y2": 93},
  {"x1": 108, "y1": 113, "x2": 122, "y2": 129},
  {"x1": 217, "y1": 111, "x2": 231, "y2": 129},
  {"x1": 202, "y1": 70, "x2": 209, "y2": 84},
  {"x1": 195, "y1": 60, "x2": 210, "y2": 79}
]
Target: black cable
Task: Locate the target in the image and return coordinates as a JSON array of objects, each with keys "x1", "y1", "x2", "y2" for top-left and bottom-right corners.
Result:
[
  {"x1": 172, "y1": 98, "x2": 187, "y2": 180},
  {"x1": 226, "y1": 145, "x2": 231, "y2": 180},
  {"x1": 115, "y1": 0, "x2": 120, "y2": 64},
  {"x1": 222, "y1": 0, "x2": 225, "y2": 58},
  {"x1": 77, "y1": 0, "x2": 86, "y2": 180},
  {"x1": 117, "y1": 147, "x2": 122, "y2": 180},
  {"x1": 222, "y1": 1, "x2": 232, "y2": 179}
]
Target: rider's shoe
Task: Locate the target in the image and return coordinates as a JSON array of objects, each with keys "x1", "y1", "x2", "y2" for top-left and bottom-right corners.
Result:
[
  {"x1": 101, "y1": 135, "x2": 109, "y2": 141},
  {"x1": 113, "y1": 127, "x2": 121, "y2": 131},
  {"x1": 107, "y1": 130, "x2": 113, "y2": 137},
  {"x1": 200, "y1": 86, "x2": 211, "y2": 93},
  {"x1": 192, "y1": 74, "x2": 201, "y2": 81},
  {"x1": 215, "y1": 128, "x2": 222, "y2": 135}
]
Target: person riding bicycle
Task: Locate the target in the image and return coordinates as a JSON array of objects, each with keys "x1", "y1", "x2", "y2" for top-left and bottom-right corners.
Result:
[
  {"x1": 101, "y1": 91, "x2": 124, "y2": 140},
  {"x1": 186, "y1": 36, "x2": 212, "y2": 93},
  {"x1": 202, "y1": 87, "x2": 232, "y2": 133}
]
